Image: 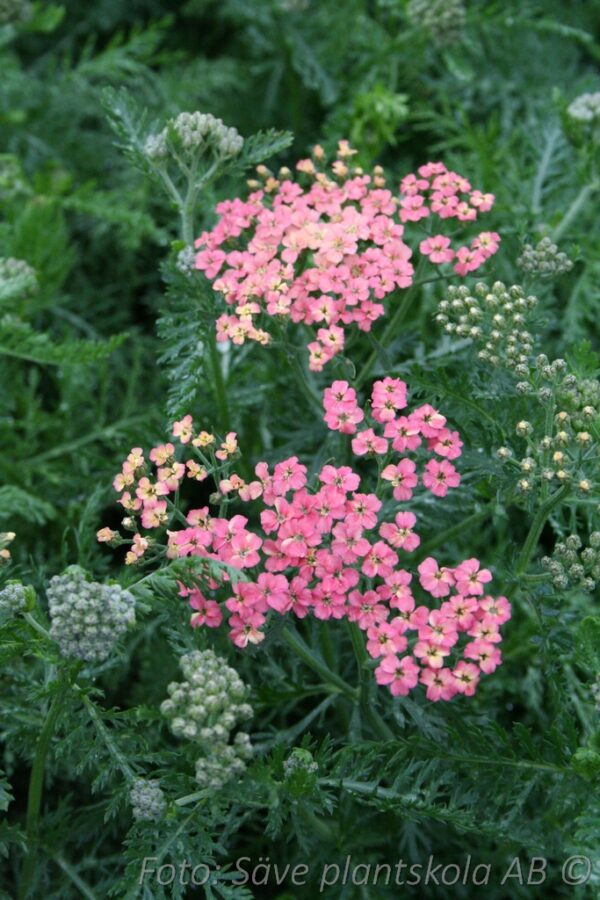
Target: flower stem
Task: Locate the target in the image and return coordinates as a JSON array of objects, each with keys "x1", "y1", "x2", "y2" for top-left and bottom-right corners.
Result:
[
  {"x1": 208, "y1": 328, "x2": 231, "y2": 433},
  {"x1": 515, "y1": 484, "x2": 570, "y2": 576},
  {"x1": 282, "y1": 626, "x2": 359, "y2": 701},
  {"x1": 551, "y1": 182, "x2": 598, "y2": 242},
  {"x1": 289, "y1": 353, "x2": 323, "y2": 413},
  {"x1": 355, "y1": 263, "x2": 426, "y2": 389},
  {"x1": 414, "y1": 506, "x2": 492, "y2": 563},
  {"x1": 347, "y1": 621, "x2": 395, "y2": 740},
  {"x1": 20, "y1": 674, "x2": 70, "y2": 900},
  {"x1": 52, "y1": 856, "x2": 98, "y2": 900},
  {"x1": 22, "y1": 612, "x2": 52, "y2": 641}
]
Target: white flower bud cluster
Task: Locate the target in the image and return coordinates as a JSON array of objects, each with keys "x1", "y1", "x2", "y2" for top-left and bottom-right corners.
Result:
[
  {"x1": 407, "y1": 0, "x2": 466, "y2": 46},
  {"x1": 0, "y1": 257, "x2": 37, "y2": 296},
  {"x1": 0, "y1": 0, "x2": 32, "y2": 24},
  {"x1": 541, "y1": 533, "x2": 600, "y2": 594},
  {"x1": 160, "y1": 649, "x2": 253, "y2": 790},
  {"x1": 143, "y1": 133, "x2": 168, "y2": 161},
  {"x1": 437, "y1": 282, "x2": 536, "y2": 372},
  {"x1": 0, "y1": 582, "x2": 28, "y2": 615},
  {"x1": 517, "y1": 237, "x2": 573, "y2": 277},
  {"x1": 47, "y1": 567, "x2": 135, "y2": 662},
  {"x1": 129, "y1": 778, "x2": 167, "y2": 822},
  {"x1": 568, "y1": 92, "x2": 600, "y2": 124},
  {"x1": 145, "y1": 112, "x2": 243, "y2": 163},
  {"x1": 283, "y1": 748, "x2": 319, "y2": 797},
  {"x1": 176, "y1": 246, "x2": 196, "y2": 276},
  {"x1": 283, "y1": 748, "x2": 318, "y2": 779}
]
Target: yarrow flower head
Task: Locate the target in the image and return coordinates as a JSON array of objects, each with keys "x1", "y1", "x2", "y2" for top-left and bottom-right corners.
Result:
[
  {"x1": 406, "y1": 0, "x2": 466, "y2": 47},
  {"x1": 160, "y1": 649, "x2": 253, "y2": 788},
  {"x1": 283, "y1": 748, "x2": 319, "y2": 796},
  {"x1": 0, "y1": 581, "x2": 29, "y2": 617},
  {"x1": 129, "y1": 779, "x2": 167, "y2": 823},
  {"x1": 0, "y1": 257, "x2": 37, "y2": 298},
  {"x1": 567, "y1": 92, "x2": 600, "y2": 125},
  {"x1": 102, "y1": 379, "x2": 510, "y2": 703},
  {"x1": 144, "y1": 111, "x2": 243, "y2": 163},
  {"x1": 47, "y1": 566, "x2": 135, "y2": 662},
  {"x1": 517, "y1": 237, "x2": 573, "y2": 277},
  {"x1": 194, "y1": 143, "x2": 499, "y2": 370},
  {"x1": 541, "y1": 533, "x2": 600, "y2": 595},
  {"x1": 437, "y1": 281, "x2": 537, "y2": 372}
]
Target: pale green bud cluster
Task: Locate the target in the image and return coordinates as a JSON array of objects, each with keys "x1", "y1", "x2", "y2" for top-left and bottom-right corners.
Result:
[
  {"x1": 557, "y1": 376, "x2": 600, "y2": 432},
  {"x1": 568, "y1": 92, "x2": 600, "y2": 124},
  {"x1": 496, "y1": 362, "x2": 598, "y2": 497},
  {"x1": 283, "y1": 748, "x2": 319, "y2": 797},
  {"x1": 517, "y1": 237, "x2": 573, "y2": 277},
  {"x1": 129, "y1": 778, "x2": 167, "y2": 822},
  {"x1": 0, "y1": 582, "x2": 28, "y2": 615},
  {"x1": 176, "y1": 246, "x2": 196, "y2": 276},
  {"x1": 437, "y1": 282, "x2": 536, "y2": 372},
  {"x1": 47, "y1": 566, "x2": 135, "y2": 662},
  {"x1": 0, "y1": 257, "x2": 37, "y2": 297},
  {"x1": 0, "y1": 0, "x2": 32, "y2": 24},
  {"x1": 0, "y1": 155, "x2": 29, "y2": 201},
  {"x1": 145, "y1": 112, "x2": 243, "y2": 163},
  {"x1": 541, "y1": 533, "x2": 600, "y2": 594},
  {"x1": 592, "y1": 675, "x2": 600, "y2": 712},
  {"x1": 160, "y1": 649, "x2": 253, "y2": 790},
  {"x1": 407, "y1": 0, "x2": 466, "y2": 46}
]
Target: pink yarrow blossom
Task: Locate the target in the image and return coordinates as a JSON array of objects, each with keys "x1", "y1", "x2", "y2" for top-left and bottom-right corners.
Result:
[
  {"x1": 194, "y1": 145, "x2": 499, "y2": 369},
  {"x1": 101, "y1": 379, "x2": 510, "y2": 704}
]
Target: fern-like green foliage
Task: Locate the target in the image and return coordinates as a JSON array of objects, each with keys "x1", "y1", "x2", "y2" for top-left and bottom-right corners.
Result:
[{"x1": 0, "y1": 316, "x2": 127, "y2": 366}]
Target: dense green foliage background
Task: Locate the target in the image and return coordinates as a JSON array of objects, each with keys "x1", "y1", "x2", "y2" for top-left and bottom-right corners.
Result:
[{"x1": 1, "y1": 1, "x2": 599, "y2": 897}]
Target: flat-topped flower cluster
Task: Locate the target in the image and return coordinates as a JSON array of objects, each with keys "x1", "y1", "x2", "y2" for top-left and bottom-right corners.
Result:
[
  {"x1": 194, "y1": 142, "x2": 500, "y2": 370},
  {"x1": 99, "y1": 378, "x2": 510, "y2": 702}
]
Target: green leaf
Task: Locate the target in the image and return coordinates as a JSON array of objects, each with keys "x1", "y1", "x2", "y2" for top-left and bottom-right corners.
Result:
[
  {"x1": 229, "y1": 129, "x2": 294, "y2": 173},
  {"x1": 0, "y1": 486, "x2": 55, "y2": 524},
  {"x1": 571, "y1": 748, "x2": 600, "y2": 782},
  {"x1": 0, "y1": 316, "x2": 127, "y2": 366},
  {"x1": 575, "y1": 617, "x2": 600, "y2": 671}
]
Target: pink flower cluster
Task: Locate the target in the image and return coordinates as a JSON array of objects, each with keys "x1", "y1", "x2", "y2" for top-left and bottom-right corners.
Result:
[
  {"x1": 100, "y1": 379, "x2": 510, "y2": 703},
  {"x1": 194, "y1": 143, "x2": 500, "y2": 370},
  {"x1": 323, "y1": 377, "x2": 462, "y2": 498}
]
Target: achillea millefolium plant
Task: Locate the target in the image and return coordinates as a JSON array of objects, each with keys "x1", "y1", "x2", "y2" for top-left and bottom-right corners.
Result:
[{"x1": 1, "y1": 2, "x2": 600, "y2": 898}]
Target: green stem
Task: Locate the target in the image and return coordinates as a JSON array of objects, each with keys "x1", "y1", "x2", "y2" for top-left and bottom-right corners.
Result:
[
  {"x1": 20, "y1": 674, "x2": 70, "y2": 900},
  {"x1": 208, "y1": 329, "x2": 231, "y2": 433},
  {"x1": 175, "y1": 790, "x2": 209, "y2": 807},
  {"x1": 551, "y1": 182, "x2": 598, "y2": 242},
  {"x1": 347, "y1": 621, "x2": 395, "y2": 741},
  {"x1": 23, "y1": 414, "x2": 149, "y2": 467},
  {"x1": 180, "y1": 181, "x2": 199, "y2": 245},
  {"x1": 53, "y1": 856, "x2": 98, "y2": 900},
  {"x1": 531, "y1": 128, "x2": 560, "y2": 215},
  {"x1": 286, "y1": 350, "x2": 322, "y2": 414},
  {"x1": 282, "y1": 627, "x2": 359, "y2": 701},
  {"x1": 414, "y1": 506, "x2": 492, "y2": 563},
  {"x1": 298, "y1": 806, "x2": 335, "y2": 843},
  {"x1": 355, "y1": 265, "x2": 426, "y2": 389},
  {"x1": 22, "y1": 612, "x2": 51, "y2": 641},
  {"x1": 515, "y1": 484, "x2": 570, "y2": 575}
]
